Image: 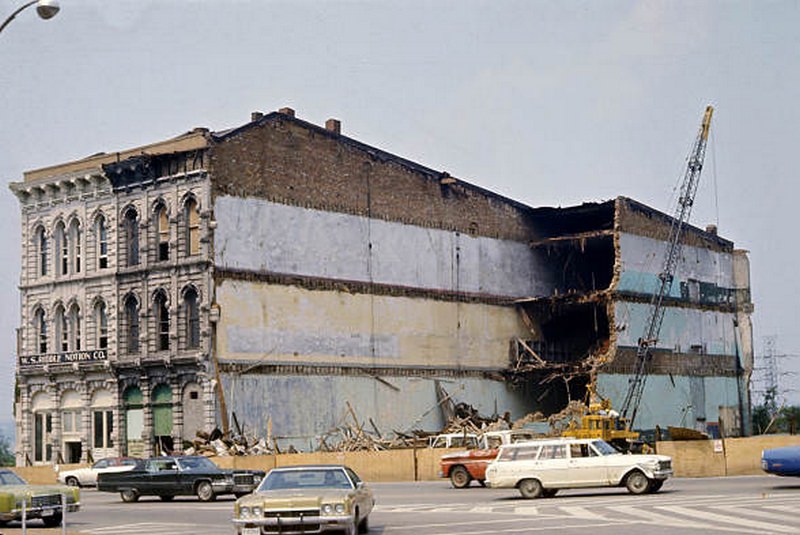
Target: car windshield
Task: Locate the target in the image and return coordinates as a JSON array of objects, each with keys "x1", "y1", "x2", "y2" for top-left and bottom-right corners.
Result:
[
  {"x1": 176, "y1": 457, "x2": 218, "y2": 471},
  {"x1": 0, "y1": 471, "x2": 27, "y2": 485},
  {"x1": 258, "y1": 469, "x2": 354, "y2": 491},
  {"x1": 592, "y1": 440, "x2": 622, "y2": 456}
]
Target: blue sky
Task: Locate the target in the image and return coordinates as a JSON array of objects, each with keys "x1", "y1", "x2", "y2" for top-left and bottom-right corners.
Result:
[{"x1": 1, "y1": 0, "x2": 798, "y2": 423}]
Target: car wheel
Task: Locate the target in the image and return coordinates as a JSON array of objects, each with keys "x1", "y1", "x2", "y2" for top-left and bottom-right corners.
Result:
[
  {"x1": 42, "y1": 512, "x2": 62, "y2": 528},
  {"x1": 358, "y1": 512, "x2": 369, "y2": 533},
  {"x1": 65, "y1": 476, "x2": 80, "y2": 487},
  {"x1": 625, "y1": 470, "x2": 651, "y2": 495},
  {"x1": 159, "y1": 495, "x2": 175, "y2": 501},
  {"x1": 542, "y1": 489, "x2": 559, "y2": 498},
  {"x1": 450, "y1": 466, "x2": 472, "y2": 489},
  {"x1": 648, "y1": 479, "x2": 664, "y2": 493},
  {"x1": 196, "y1": 481, "x2": 216, "y2": 502},
  {"x1": 121, "y1": 489, "x2": 140, "y2": 503},
  {"x1": 518, "y1": 478, "x2": 543, "y2": 499}
]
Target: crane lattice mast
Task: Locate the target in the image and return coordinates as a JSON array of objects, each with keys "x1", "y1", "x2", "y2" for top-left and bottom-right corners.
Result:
[{"x1": 620, "y1": 106, "x2": 714, "y2": 428}]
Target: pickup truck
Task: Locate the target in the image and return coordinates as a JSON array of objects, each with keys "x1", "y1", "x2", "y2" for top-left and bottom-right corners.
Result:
[{"x1": 439, "y1": 429, "x2": 538, "y2": 488}]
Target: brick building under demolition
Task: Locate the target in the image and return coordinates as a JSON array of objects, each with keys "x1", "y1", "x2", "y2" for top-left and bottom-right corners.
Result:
[{"x1": 10, "y1": 107, "x2": 753, "y2": 464}]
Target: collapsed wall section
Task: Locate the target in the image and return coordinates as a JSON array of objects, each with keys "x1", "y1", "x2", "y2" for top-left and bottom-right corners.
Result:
[{"x1": 508, "y1": 201, "x2": 617, "y2": 414}]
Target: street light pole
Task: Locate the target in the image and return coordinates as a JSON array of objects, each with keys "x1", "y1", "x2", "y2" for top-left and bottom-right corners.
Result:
[{"x1": 0, "y1": 0, "x2": 60, "y2": 36}]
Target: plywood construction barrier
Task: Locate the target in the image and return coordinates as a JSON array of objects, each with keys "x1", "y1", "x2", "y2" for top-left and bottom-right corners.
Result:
[{"x1": 14, "y1": 436, "x2": 800, "y2": 483}]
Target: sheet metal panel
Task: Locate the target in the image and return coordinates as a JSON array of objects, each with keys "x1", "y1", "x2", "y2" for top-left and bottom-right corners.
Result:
[
  {"x1": 213, "y1": 196, "x2": 551, "y2": 298},
  {"x1": 221, "y1": 373, "x2": 534, "y2": 451},
  {"x1": 215, "y1": 280, "x2": 526, "y2": 369},
  {"x1": 597, "y1": 374, "x2": 742, "y2": 431},
  {"x1": 614, "y1": 300, "x2": 737, "y2": 356},
  {"x1": 617, "y1": 232, "x2": 735, "y2": 299}
]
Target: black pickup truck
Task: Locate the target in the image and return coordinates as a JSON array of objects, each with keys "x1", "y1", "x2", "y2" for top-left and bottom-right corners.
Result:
[{"x1": 97, "y1": 455, "x2": 265, "y2": 502}]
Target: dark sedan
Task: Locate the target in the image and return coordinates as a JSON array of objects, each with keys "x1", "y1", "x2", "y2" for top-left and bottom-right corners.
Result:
[
  {"x1": 762, "y1": 445, "x2": 800, "y2": 476},
  {"x1": 97, "y1": 456, "x2": 265, "y2": 502}
]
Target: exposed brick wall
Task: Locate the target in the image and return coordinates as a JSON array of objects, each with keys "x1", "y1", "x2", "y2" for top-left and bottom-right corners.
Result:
[{"x1": 208, "y1": 116, "x2": 537, "y2": 242}]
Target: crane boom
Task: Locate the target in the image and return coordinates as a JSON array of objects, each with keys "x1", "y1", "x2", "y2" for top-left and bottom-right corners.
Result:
[{"x1": 620, "y1": 105, "x2": 714, "y2": 428}]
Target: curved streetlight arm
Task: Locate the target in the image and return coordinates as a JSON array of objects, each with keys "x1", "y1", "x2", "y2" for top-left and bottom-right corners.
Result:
[{"x1": 0, "y1": 0, "x2": 58, "y2": 36}]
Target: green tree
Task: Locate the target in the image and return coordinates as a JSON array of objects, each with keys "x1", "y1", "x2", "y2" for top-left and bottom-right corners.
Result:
[{"x1": 0, "y1": 434, "x2": 14, "y2": 466}]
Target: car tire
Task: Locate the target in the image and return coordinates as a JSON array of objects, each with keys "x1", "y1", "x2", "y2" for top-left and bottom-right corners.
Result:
[
  {"x1": 542, "y1": 489, "x2": 559, "y2": 498},
  {"x1": 648, "y1": 479, "x2": 664, "y2": 493},
  {"x1": 42, "y1": 512, "x2": 62, "y2": 528},
  {"x1": 358, "y1": 512, "x2": 369, "y2": 533},
  {"x1": 625, "y1": 470, "x2": 651, "y2": 495},
  {"x1": 121, "y1": 489, "x2": 140, "y2": 503},
  {"x1": 196, "y1": 481, "x2": 216, "y2": 502},
  {"x1": 518, "y1": 478, "x2": 543, "y2": 499},
  {"x1": 65, "y1": 476, "x2": 80, "y2": 487},
  {"x1": 159, "y1": 495, "x2": 175, "y2": 501},
  {"x1": 450, "y1": 466, "x2": 472, "y2": 489}
]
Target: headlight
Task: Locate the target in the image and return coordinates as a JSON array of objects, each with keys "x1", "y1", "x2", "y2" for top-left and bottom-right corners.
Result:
[
  {"x1": 240, "y1": 506, "x2": 251, "y2": 518},
  {"x1": 322, "y1": 503, "x2": 346, "y2": 515},
  {"x1": 252, "y1": 506, "x2": 262, "y2": 517}
]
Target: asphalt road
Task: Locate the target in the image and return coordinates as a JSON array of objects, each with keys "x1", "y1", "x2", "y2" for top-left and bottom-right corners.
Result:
[{"x1": 31, "y1": 475, "x2": 800, "y2": 535}]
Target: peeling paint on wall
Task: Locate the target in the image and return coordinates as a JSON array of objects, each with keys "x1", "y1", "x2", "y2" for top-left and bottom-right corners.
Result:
[{"x1": 214, "y1": 196, "x2": 551, "y2": 298}]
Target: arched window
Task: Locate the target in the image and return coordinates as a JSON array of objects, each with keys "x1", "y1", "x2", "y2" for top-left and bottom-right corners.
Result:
[
  {"x1": 55, "y1": 221, "x2": 68, "y2": 276},
  {"x1": 96, "y1": 214, "x2": 108, "y2": 269},
  {"x1": 124, "y1": 208, "x2": 139, "y2": 267},
  {"x1": 35, "y1": 226, "x2": 48, "y2": 277},
  {"x1": 184, "y1": 198, "x2": 200, "y2": 256},
  {"x1": 184, "y1": 287, "x2": 200, "y2": 349},
  {"x1": 124, "y1": 295, "x2": 139, "y2": 354},
  {"x1": 95, "y1": 301, "x2": 108, "y2": 349},
  {"x1": 34, "y1": 308, "x2": 47, "y2": 354},
  {"x1": 69, "y1": 304, "x2": 81, "y2": 351},
  {"x1": 69, "y1": 219, "x2": 82, "y2": 274},
  {"x1": 156, "y1": 203, "x2": 169, "y2": 261},
  {"x1": 55, "y1": 304, "x2": 67, "y2": 353},
  {"x1": 154, "y1": 291, "x2": 170, "y2": 351}
]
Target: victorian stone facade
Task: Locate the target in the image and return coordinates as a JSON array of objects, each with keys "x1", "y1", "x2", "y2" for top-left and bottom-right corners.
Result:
[{"x1": 11, "y1": 132, "x2": 215, "y2": 465}]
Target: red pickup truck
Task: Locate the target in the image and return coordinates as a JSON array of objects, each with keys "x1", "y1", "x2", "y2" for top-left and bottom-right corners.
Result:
[{"x1": 438, "y1": 430, "x2": 537, "y2": 488}]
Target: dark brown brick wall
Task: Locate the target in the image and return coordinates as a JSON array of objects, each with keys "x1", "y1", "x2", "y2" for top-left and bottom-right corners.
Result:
[{"x1": 208, "y1": 116, "x2": 537, "y2": 242}]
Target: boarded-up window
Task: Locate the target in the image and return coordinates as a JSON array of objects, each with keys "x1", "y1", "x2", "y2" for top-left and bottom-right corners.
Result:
[{"x1": 152, "y1": 384, "x2": 173, "y2": 437}]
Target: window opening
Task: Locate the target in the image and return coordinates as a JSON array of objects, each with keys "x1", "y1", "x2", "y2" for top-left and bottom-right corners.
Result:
[
  {"x1": 157, "y1": 205, "x2": 169, "y2": 261},
  {"x1": 125, "y1": 296, "x2": 139, "y2": 354},
  {"x1": 155, "y1": 292, "x2": 170, "y2": 351},
  {"x1": 124, "y1": 209, "x2": 139, "y2": 266},
  {"x1": 96, "y1": 301, "x2": 108, "y2": 349},
  {"x1": 35, "y1": 309, "x2": 47, "y2": 354},
  {"x1": 184, "y1": 288, "x2": 200, "y2": 349},
  {"x1": 185, "y1": 198, "x2": 200, "y2": 256},
  {"x1": 97, "y1": 215, "x2": 108, "y2": 269}
]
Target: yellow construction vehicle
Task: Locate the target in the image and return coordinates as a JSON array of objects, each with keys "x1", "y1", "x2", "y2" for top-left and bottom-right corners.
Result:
[{"x1": 561, "y1": 385, "x2": 640, "y2": 450}]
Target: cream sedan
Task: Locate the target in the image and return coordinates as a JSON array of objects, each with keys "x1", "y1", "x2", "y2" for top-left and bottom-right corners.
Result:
[
  {"x1": 56, "y1": 457, "x2": 138, "y2": 487},
  {"x1": 485, "y1": 437, "x2": 672, "y2": 498},
  {"x1": 233, "y1": 465, "x2": 374, "y2": 535}
]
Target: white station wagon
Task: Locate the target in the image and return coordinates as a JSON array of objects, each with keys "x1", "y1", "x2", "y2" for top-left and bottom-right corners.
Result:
[{"x1": 485, "y1": 437, "x2": 672, "y2": 498}]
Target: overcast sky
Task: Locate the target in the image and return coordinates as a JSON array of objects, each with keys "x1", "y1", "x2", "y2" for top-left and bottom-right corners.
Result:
[{"x1": 1, "y1": 0, "x2": 798, "y2": 425}]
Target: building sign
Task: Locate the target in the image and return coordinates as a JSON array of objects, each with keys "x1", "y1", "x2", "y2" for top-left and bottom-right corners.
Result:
[{"x1": 19, "y1": 349, "x2": 108, "y2": 367}]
